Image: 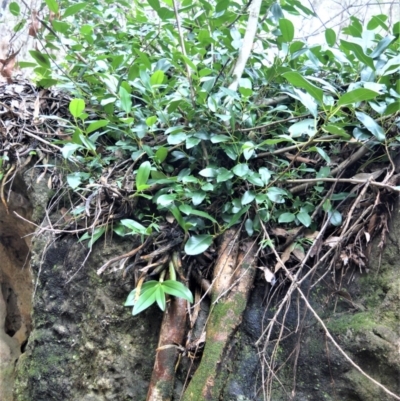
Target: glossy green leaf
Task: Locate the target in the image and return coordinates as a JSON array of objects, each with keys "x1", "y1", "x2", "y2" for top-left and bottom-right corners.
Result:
[
  {"x1": 216, "y1": 168, "x2": 233, "y2": 183},
  {"x1": 45, "y1": 0, "x2": 59, "y2": 13},
  {"x1": 157, "y1": 194, "x2": 176, "y2": 206},
  {"x1": 69, "y1": 99, "x2": 85, "y2": 118},
  {"x1": 267, "y1": 187, "x2": 287, "y2": 204},
  {"x1": 325, "y1": 28, "x2": 336, "y2": 46},
  {"x1": 282, "y1": 72, "x2": 323, "y2": 103},
  {"x1": 211, "y1": 135, "x2": 230, "y2": 143},
  {"x1": 161, "y1": 280, "x2": 193, "y2": 302},
  {"x1": 79, "y1": 134, "x2": 96, "y2": 153},
  {"x1": 340, "y1": 40, "x2": 375, "y2": 70},
  {"x1": 136, "y1": 161, "x2": 151, "y2": 190},
  {"x1": 241, "y1": 190, "x2": 255, "y2": 205},
  {"x1": 119, "y1": 86, "x2": 132, "y2": 114},
  {"x1": 297, "y1": 212, "x2": 311, "y2": 227},
  {"x1": 355, "y1": 112, "x2": 385, "y2": 142},
  {"x1": 179, "y1": 205, "x2": 218, "y2": 224},
  {"x1": 63, "y1": 3, "x2": 86, "y2": 18},
  {"x1": 155, "y1": 286, "x2": 166, "y2": 311},
  {"x1": 150, "y1": 70, "x2": 165, "y2": 86},
  {"x1": 199, "y1": 168, "x2": 217, "y2": 178},
  {"x1": 367, "y1": 14, "x2": 388, "y2": 31},
  {"x1": 133, "y1": 284, "x2": 159, "y2": 315},
  {"x1": 384, "y1": 100, "x2": 400, "y2": 116},
  {"x1": 227, "y1": 205, "x2": 251, "y2": 228},
  {"x1": 370, "y1": 36, "x2": 395, "y2": 59},
  {"x1": 154, "y1": 147, "x2": 168, "y2": 163},
  {"x1": 245, "y1": 218, "x2": 253, "y2": 236},
  {"x1": 185, "y1": 235, "x2": 213, "y2": 255},
  {"x1": 29, "y1": 50, "x2": 51, "y2": 69},
  {"x1": 146, "y1": 116, "x2": 157, "y2": 126},
  {"x1": 86, "y1": 120, "x2": 109, "y2": 134},
  {"x1": 289, "y1": 119, "x2": 316, "y2": 137},
  {"x1": 337, "y1": 88, "x2": 380, "y2": 106},
  {"x1": 322, "y1": 124, "x2": 350, "y2": 138},
  {"x1": 170, "y1": 206, "x2": 187, "y2": 232},
  {"x1": 232, "y1": 164, "x2": 249, "y2": 177},
  {"x1": 79, "y1": 226, "x2": 106, "y2": 248},
  {"x1": 9, "y1": 2, "x2": 20, "y2": 16},
  {"x1": 279, "y1": 213, "x2": 296, "y2": 223},
  {"x1": 120, "y1": 219, "x2": 148, "y2": 235},
  {"x1": 279, "y1": 18, "x2": 294, "y2": 43},
  {"x1": 329, "y1": 210, "x2": 342, "y2": 226}
]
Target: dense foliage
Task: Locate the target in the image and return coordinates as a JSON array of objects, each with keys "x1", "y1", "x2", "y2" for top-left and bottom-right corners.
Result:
[{"x1": 6, "y1": 0, "x2": 400, "y2": 308}]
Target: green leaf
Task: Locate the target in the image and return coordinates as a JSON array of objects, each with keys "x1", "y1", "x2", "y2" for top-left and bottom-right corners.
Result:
[
  {"x1": 211, "y1": 135, "x2": 230, "y2": 143},
  {"x1": 322, "y1": 124, "x2": 350, "y2": 138},
  {"x1": 170, "y1": 205, "x2": 187, "y2": 232},
  {"x1": 146, "y1": 116, "x2": 157, "y2": 126},
  {"x1": 44, "y1": 0, "x2": 59, "y2": 13},
  {"x1": 61, "y1": 143, "x2": 81, "y2": 159},
  {"x1": 325, "y1": 28, "x2": 336, "y2": 46},
  {"x1": 216, "y1": 0, "x2": 229, "y2": 13},
  {"x1": 367, "y1": 14, "x2": 388, "y2": 31},
  {"x1": 161, "y1": 280, "x2": 193, "y2": 302},
  {"x1": 155, "y1": 286, "x2": 166, "y2": 311},
  {"x1": 314, "y1": 147, "x2": 330, "y2": 163},
  {"x1": 216, "y1": 167, "x2": 233, "y2": 183},
  {"x1": 288, "y1": 119, "x2": 316, "y2": 137},
  {"x1": 136, "y1": 161, "x2": 151, "y2": 190},
  {"x1": 279, "y1": 18, "x2": 294, "y2": 43},
  {"x1": 67, "y1": 173, "x2": 83, "y2": 189},
  {"x1": 337, "y1": 88, "x2": 379, "y2": 106},
  {"x1": 9, "y1": 2, "x2": 20, "y2": 16},
  {"x1": 227, "y1": 205, "x2": 250, "y2": 228},
  {"x1": 199, "y1": 168, "x2": 217, "y2": 178},
  {"x1": 179, "y1": 205, "x2": 218, "y2": 224},
  {"x1": 157, "y1": 194, "x2": 176, "y2": 206},
  {"x1": 120, "y1": 219, "x2": 148, "y2": 235},
  {"x1": 282, "y1": 72, "x2": 323, "y2": 103},
  {"x1": 279, "y1": 213, "x2": 296, "y2": 223},
  {"x1": 86, "y1": 120, "x2": 109, "y2": 134},
  {"x1": 241, "y1": 190, "x2": 255, "y2": 205},
  {"x1": 29, "y1": 50, "x2": 51, "y2": 69},
  {"x1": 63, "y1": 3, "x2": 86, "y2": 18},
  {"x1": 384, "y1": 100, "x2": 400, "y2": 116},
  {"x1": 232, "y1": 164, "x2": 249, "y2": 177},
  {"x1": 69, "y1": 99, "x2": 85, "y2": 118},
  {"x1": 155, "y1": 147, "x2": 168, "y2": 163},
  {"x1": 259, "y1": 167, "x2": 271, "y2": 185},
  {"x1": 133, "y1": 284, "x2": 159, "y2": 315},
  {"x1": 329, "y1": 210, "x2": 342, "y2": 226},
  {"x1": 150, "y1": 70, "x2": 165, "y2": 86},
  {"x1": 355, "y1": 112, "x2": 385, "y2": 142},
  {"x1": 370, "y1": 36, "x2": 396, "y2": 59},
  {"x1": 79, "y1": 226, "x2": 106, "y2": 248},
  {"x1": 79, "y1": 134, "x2": 96, "y2": 153},
  {"x1": 297, "y1": 212, "x2": 311, "y2": 227},
  {"x1": 245, "y1": 218, "x2": 253, "y2": 236},
  {"x1": 185, "y1": 235, "x2": 213, "y2": 255},
  {"x1": 148, "y1": 0, "x2": 161, "y2": 10},
  {"x1": 340, "y1": 40, "x2": 375, "y2": 70},
  {"x1": 119, "y1": 86, "x2": 132, "y2": 114},
  {"x1": 267, "y1": 187, "x2": 287, "y2": 204}
]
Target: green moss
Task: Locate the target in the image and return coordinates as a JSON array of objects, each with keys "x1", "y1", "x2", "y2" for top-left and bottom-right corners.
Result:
[{"x1": 327, "y1": 311, "x2": 377, "y2": 334}]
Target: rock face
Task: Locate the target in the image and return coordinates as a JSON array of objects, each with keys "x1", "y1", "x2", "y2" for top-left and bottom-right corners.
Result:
[
  {"x1": 1, "y1": 171, "x2": 399, "y2": 401},
  {"x1": 13, "y1": 233, "x2": 162, "y2": 401}
]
